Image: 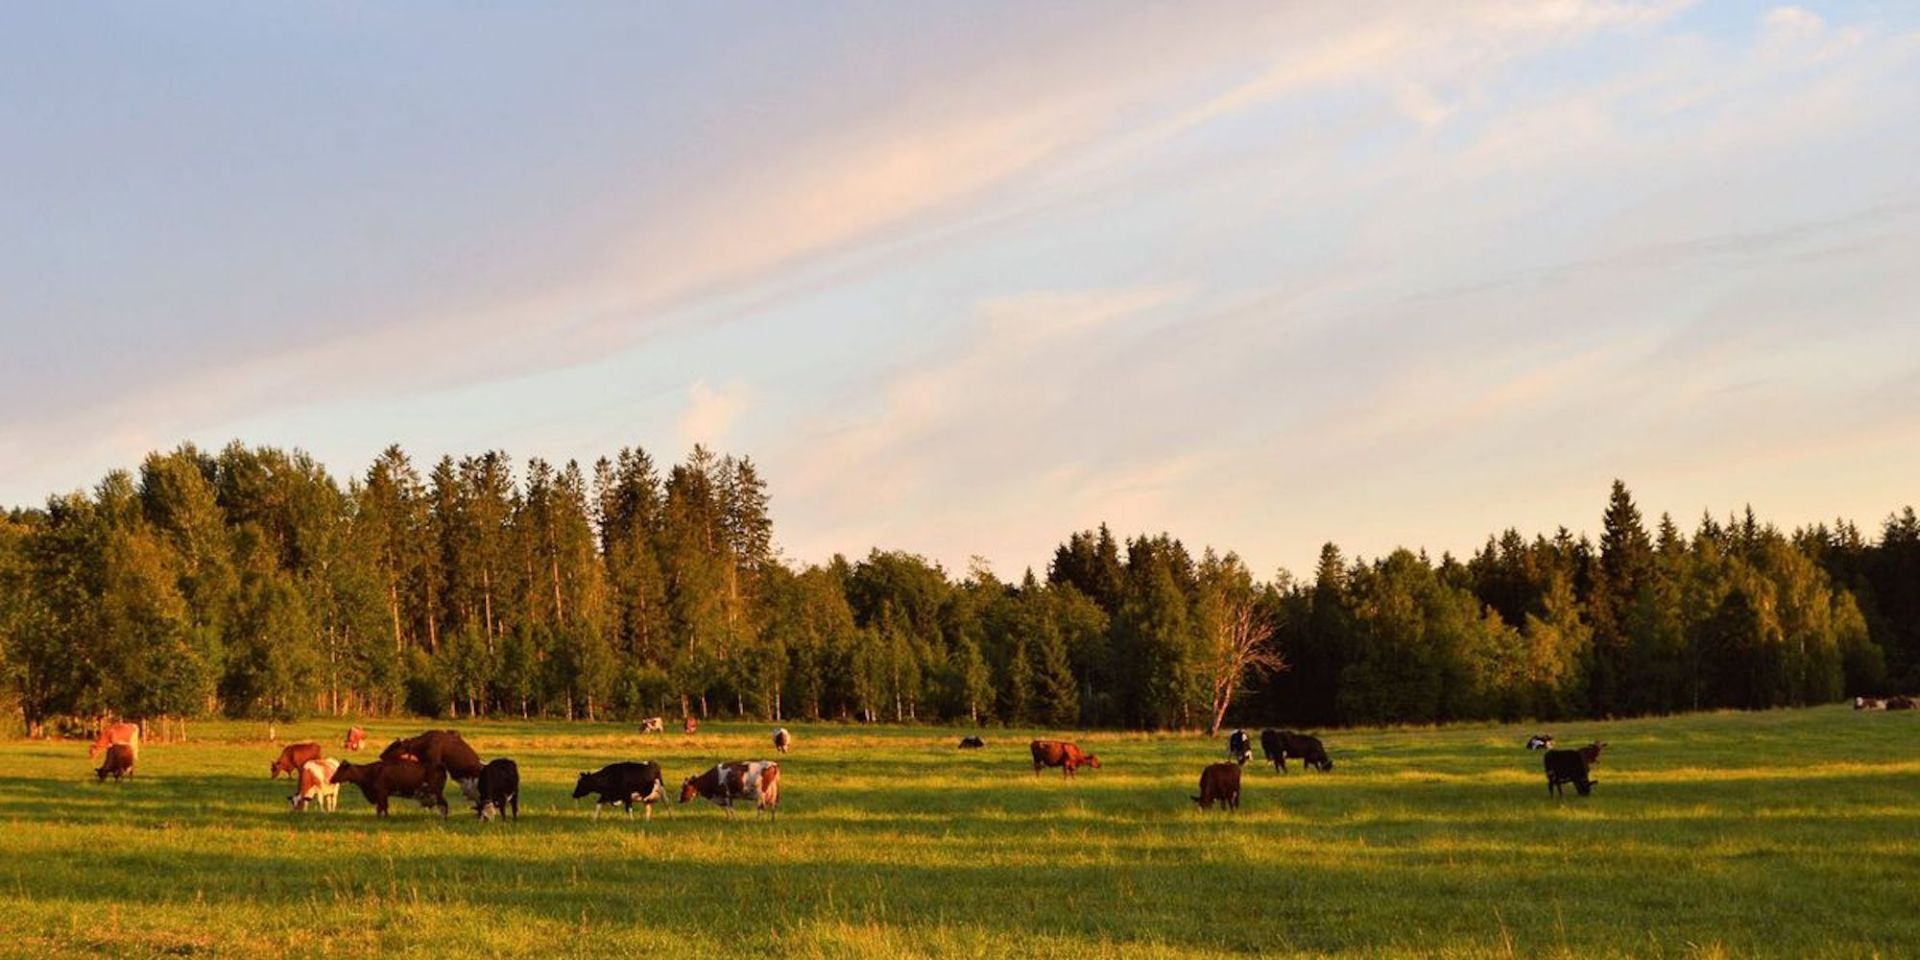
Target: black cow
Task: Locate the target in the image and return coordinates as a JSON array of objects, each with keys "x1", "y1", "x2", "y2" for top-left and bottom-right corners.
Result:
[
  {"x1": 1544, "y1": 749, "x2": 1597, "y2": 798},
  {"x1": 573, "y1": 761, "x2": 666, "y2": 820},
  {"x1": 957, "y1": 736, "x2": 986, "y2": 749},
  {"x1": 1261, "y1": 729, "x2": 1333, "y2": 772},
  {"x1": 1226, "y1": 729, "x2": 1252, "y2": 766},
  {"x1": 474, "y1": 758, "x2": 519, "y2": 822}
]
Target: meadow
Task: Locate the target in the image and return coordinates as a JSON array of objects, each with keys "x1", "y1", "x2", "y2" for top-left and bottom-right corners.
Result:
[{"x1": 0, "y1": 705, "x2": 1914, "y2": 959}]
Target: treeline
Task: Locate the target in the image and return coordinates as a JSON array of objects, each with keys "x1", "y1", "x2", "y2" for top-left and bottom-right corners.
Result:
[{"x1": 0, "y1": 443, "x2": 1914, "y2": 733}]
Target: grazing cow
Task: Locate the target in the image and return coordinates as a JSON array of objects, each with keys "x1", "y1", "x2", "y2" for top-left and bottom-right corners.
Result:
[
  {"x1": 772, "y1": 727, "x2": 792, "y2": 754},
  {"x1": 1544, "y1": 749, "x2": 1597, "y2": 798},
  {"x1": 95, "y1": 743, "x2": 135, "y2": 782},
  {"x1": 1578, "y1": 741, "x2": 1607, "y2": 766},
  {"x1": 572, "y1": 762, "x2": 667, "y2": 820},
  {"x1": 474, "y1": 758, "x2": 520, "y2": 822},
  {"x1": 958, "y1": 736, "x2": 986, "y2": 749},
  {"x1": 290, "y1": 758, "x2": 342, "y2": 812},
  {"x1": 270, "y1": 742, "x2": 324, "y2": 779},
  {"x1": 679, "y1": 761, "x2": 781, "y2": 819},
  {"x1": 1526, "y1": 734, "x2": 1555, "y2": 750},
  {"x1": 639, "y1": 717, "x2": 665, "y2": 733},
  {"x1": 683, "y1": 716, "x2": 699, "y2": 734},
  {"x1": 1887, "y1": 696, "x2": 1917, "y2": 711},
  {"x1": 332, "y1": 760, "x2": 448, "y2": 817},
  {"x1": 1029, "y1": 740, "x2": 1100, "y2": 778},
  {"x1": 382, "y1": 730, "x2": 484, "y2": 802},
  {"x1": 1193, "y1": 762, "x2": 1242, "y2": 811},
  {"x1": 1226, "y1": 729, "x2": 1252, "y2": 765},
  {"x1": 89, "y1": 722, "x2": 140, "y2": 762},
  {"x1": 344, "y1": 727, "x2": 367, "y2": 751},
  {"x1": 1261, "y1": 730, "x2": 1333, "y2": 772}
]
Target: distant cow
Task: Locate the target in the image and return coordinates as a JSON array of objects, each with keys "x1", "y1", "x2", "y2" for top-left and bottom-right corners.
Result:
[
  {"x1": 270, "y1": 742, "x2": 324, "y2": 779},
  {"x1": 1193, "y1": 762, "x2": 1242, "y2": 811},
  {"x1": 95, "y1": 743, "x2": 135, "y2": 782},
  {"x1": 474, "y1": 758, "x2": 519, "y2": 822},
  {"x1": 1544, "y1": 749, "x2": 1597, "y2": 798},
  {"x1": 958, "y1": 736, "x2": 986, "y2": 749},
  {"x1": 290, "y1": 758, "x2": 342, "y2": 812},
  {"x1": 680, "y1": 761, "x2": 781, "y2": 819},
  {"x1": 1030, "y1": 740, "x2": 1100, "y2": 778},
  {"x1": 573, "y1": 762, "x2": 667, "y2": 820},
  {"x1": 344, "y1": 727, "x2": 367, "y2": 751},
  {"x1": 1261, "y1": 730, "x2": 1332, "y2": 772},
  {"x1": 333, "y1": 760, "x2": 448, "y2": 817},
  {"x1": 89, "y1": 722, "x2": 140, "y2": 762},
  {"x1": 1887, "y1": 696, "x2": 1917, "y2": 711},
  {"x1": 1526, "y1": 734, "x2": 1555, "y2": 750},
  {"x1": 683, "y1": 716, "x2": 699, "y2": 734},
  {"x1": 772, "y1": 727, "x2": 792, "y2": 754},
  {"x1": 382, "y1": 730, "x2": 484, "y2": 802},
  {"x1": 639, "y1": 717, "x2": 665, "y2": 733},
  {"x1": 1226, "y1": 729, "x2": 1252, "y2": 765}
]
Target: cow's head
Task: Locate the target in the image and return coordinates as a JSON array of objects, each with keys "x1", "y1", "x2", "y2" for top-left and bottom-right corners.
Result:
[
  {"x1": 678, "y1": 777, "x2": 699, "y2": 803},
  {"x1": 477, "y1": 800, "x2": 499, "y2": 822},
  {"x1": 331, "y1": 761, "x2": 362, "y2": 784},
  {"x1": 1083, "y1": 755, "x2": 1101, "y2": 770},
  {"x1": 571, "y1": 772, "x2": 596, "y2": 799},
  {"x1": 1575, "y1": 779, "x2": 1596, "y2": 797}
]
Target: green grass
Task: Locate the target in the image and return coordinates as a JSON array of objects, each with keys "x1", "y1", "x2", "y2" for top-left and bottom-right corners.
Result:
[{"x1": 0, "y1": 706, "x2": 1914, "y2": 958}]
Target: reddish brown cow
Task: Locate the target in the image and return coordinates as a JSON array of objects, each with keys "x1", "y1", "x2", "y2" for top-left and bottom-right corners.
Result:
[
  {"x1": 89, "y1": 722, "x2": 140, "y2": 761},
  {"x1": 683, "y1": 716, "x2": 699, "y2": 734},
  {"x1": 96, "y1": 743, "x2": 136, "y2": 782},
  {"x1": 270, "y1": 742, "x2": 324, "y2": 779},
  {"x1": 343, "y1": 727, "x2": 367, "y2": 751},
  {"x1": 331, "y1": 760, "x2": 448, "y2": 817},
  {"x1": 679, "y1": 761, "x2": 781, "y2": 819},
  {"x1": 1193, "y1": 762, "x2": 1241, "y2": 811},
  {"x1": 381, "y1": 730, "x2": 484, "y2": 802},
  {"x1": 1030, "y1": 740, "x2": 1100, "y2": 778}
]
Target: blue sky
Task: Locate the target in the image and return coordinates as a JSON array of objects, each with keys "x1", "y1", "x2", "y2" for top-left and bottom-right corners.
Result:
[{"x1": 3, "y1": 2, "x2": 1917, "y2": 576}]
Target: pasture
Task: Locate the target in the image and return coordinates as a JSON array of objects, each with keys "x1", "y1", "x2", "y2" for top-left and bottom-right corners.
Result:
[{"x1": 0, "y1": 706, "x2": 1914, "y2": 958}]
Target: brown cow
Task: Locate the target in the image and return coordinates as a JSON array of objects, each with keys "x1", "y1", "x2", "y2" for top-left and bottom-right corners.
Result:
[
  {"x1": 332, "y1": 760, "x2": 448, "y2": 817},
  {"x1": 382, "y1": 730, "x2": 484, "y2": 802},
  {"x1": 1193, "y1": 762, "x2": 1241, "y2": 811},
  {"x1": 271, "y1": 742, "x2": 324, "y2": 779},
  {"x1": 96, "y1": 743, "x2": 136, "y2": 782},
  {"x1": 1030, "y1": 740, "x2": 1100, "y2": 778},
  {"x1": 683, "y1": 716, "x2": 699, "y2": 734},
  {"x1": 89, "y1": 722, "x2": 140, "y2": 762},
  {"x1": 343, "y1": 727, "x2": 367, "y2": 751},
  {"x1": 679, "y1": 761, "x2": 780, "y2": 819}
]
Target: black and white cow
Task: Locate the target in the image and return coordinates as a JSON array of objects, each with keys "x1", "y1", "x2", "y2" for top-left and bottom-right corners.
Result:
[
  {"x1": 1526, "y1": 734, "x2": 1555, "y2": 750},
  {"x1": 1226, "y1": 729, "x2": 1252, "y2": 765},
  {"x1": 573, "y1": 761, "x2": 667, "y2": 820},
  {"x1": 474, "y1": 758, "x2": 519, "y2": 822}
]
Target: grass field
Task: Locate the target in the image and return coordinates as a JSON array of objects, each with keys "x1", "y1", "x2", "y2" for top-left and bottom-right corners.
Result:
[{"x1": 0, "y1": 706, "x2": 1914, "y2": 959}]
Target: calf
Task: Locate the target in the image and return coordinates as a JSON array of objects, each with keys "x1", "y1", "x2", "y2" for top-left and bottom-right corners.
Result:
[
  {"x1": 290, "y1": 758, "x2": 342, "y2": 812},
  {"x1": 957, "y1": 736, "x2": 986, "y2": 749},
  {"x1": 679, "y1": 761, "x2": 781, "y2": 819},
  {"x1": 1526, "y1": 734, "x2": 1555, "y2": 750},
  {"x1": 639, "y1": 717, "x2": 665, "y2": 733},
  {"x1": 96, "y1": 743, "x2": 135, "y2": 782},
  {"x1": 1226, "y1": 729, "x2": 1252, "y2": 765},
  {"x1": 344, "y1": 726, "x2": 367, "y2": 751},
  {"x1": 382, "y1": 730, "x2": 484, "y2": 802},
  {"x1": 572, "y1": 761, "x2": 667, "y2": 820},
  {"x1": 332, "y1": 760, "x2": 448, "y2": 817},
  {"x1": 89, "y1": 722, "x2": 140, "y2": 762},
  {"x1": 270, "y1": 742, "x2": 324, "y2": 779},
  {"x1": 772, "y1": 727, "x2": 792, "y2": 754},
  {"x1": 1029, "y1": 740, "x2": 1100, "y2": 778},
  {"x1": 1193, "y1": 762, "x2": 1242, "y2": 811},
  {"x1": 474, "y1": 758, "x2": 519, "y2": 822},
  {"x1": 1543, "y1": 749, "x2": 1597, "y2": 798}
]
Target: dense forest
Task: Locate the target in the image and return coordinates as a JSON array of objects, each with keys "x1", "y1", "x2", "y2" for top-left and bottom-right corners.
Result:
[{"x1": 0, "y1": 442, "x2": 1914, "y2": 736}]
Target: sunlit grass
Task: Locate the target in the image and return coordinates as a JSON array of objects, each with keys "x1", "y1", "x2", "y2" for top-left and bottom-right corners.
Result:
[{"x1": 0, "y1": 706, "x2": 1914, "y2": 958}]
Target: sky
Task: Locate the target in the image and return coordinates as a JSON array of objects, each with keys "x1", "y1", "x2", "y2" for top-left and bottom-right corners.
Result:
[{"x1": 2, "y1": 1, "x2": 1917, "y2": 577}]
